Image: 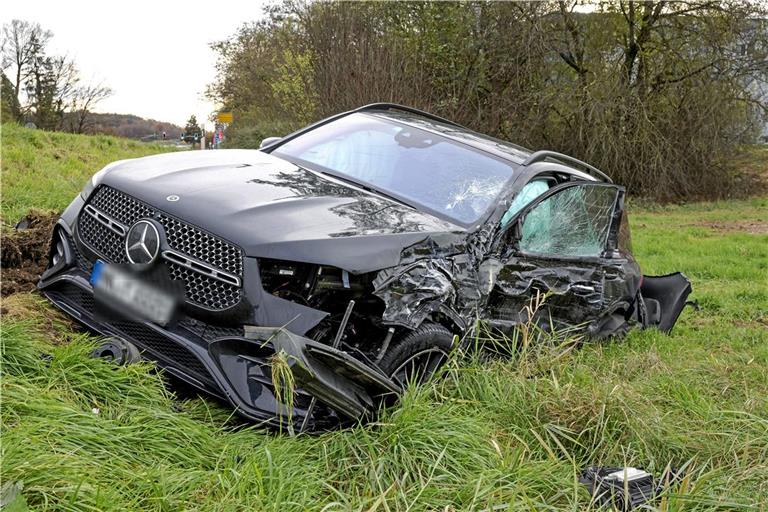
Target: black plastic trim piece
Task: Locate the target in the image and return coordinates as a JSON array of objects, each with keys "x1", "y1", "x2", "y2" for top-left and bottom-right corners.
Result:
[{"x1": 354, "y1": 103, "x2": 465, "y2": 128}]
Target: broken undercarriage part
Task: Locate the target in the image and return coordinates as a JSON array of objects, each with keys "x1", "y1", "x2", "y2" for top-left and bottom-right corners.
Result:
[
  {"x1": 580, "y1": 465, "x2": 683, "y2": 511},
  {"x1": 375, "y1": 327, "x2": 396, "y2": 364},
  {"x1": 301, "y1": 299, "x2": 357, "y2": 432},
  {"x1": 333, "y1": 300, "x2": 356, "y2": 349}
]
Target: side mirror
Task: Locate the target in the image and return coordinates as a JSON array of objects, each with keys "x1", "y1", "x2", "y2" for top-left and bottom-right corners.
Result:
[{"x1": 260, "y1": 136, "x2": 282, "y2": 149}]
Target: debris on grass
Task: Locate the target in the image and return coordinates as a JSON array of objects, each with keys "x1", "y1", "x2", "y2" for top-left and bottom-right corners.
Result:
[
  {"x1": 1, "y1": 209, "x2": 59, "y2": 296},
  {"x1": 580, "y1": 465, "x2": 685, "y2": 511}
]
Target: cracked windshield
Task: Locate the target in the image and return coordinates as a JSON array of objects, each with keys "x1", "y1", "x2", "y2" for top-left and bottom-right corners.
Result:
[{"x1": 273, "y1": 113, "x2": 515, "y2": 224}]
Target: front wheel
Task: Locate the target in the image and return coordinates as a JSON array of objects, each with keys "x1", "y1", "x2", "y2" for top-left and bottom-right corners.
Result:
[{"x1": 378, "y1": 323, "x2": 454, "y2": 388}]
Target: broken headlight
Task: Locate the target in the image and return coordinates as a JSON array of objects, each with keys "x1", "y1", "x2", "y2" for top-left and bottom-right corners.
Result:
[
  {"x1": 258, "y1": 259, "x2": 368, "y2": 300},
  {"x1": 258, "y1": 258, "x2": 315, "y2": 298}
]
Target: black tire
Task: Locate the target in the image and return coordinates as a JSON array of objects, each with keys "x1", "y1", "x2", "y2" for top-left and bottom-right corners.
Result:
[{"x1": 378, "y1": 323, "x2": 454, "y2": 388}]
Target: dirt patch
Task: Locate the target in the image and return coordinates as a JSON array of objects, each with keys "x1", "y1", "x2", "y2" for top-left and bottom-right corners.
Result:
[
  {"x1": 1, "y1": 210, "x2": 59, "y2": 296},
  {"x1": 690, "y1": 220, "x2": 768, "y2": 235},
  {"x1": 731, "y1": 317, "x2": 768, "y2": 329}
]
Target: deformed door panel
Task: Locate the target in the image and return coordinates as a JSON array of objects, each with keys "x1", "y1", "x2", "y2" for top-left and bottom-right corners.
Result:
[{"x1": 487, "y1": 182, "x2": 631, "y2": 334}]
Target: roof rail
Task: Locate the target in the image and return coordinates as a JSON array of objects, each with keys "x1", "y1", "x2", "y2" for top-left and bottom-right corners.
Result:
[
  {"x1": 521, "y1": 150, "x2": 612, "y2": 183},
  {"x1": 355, "y1": 103, "x2": 465, "y2": 128}
]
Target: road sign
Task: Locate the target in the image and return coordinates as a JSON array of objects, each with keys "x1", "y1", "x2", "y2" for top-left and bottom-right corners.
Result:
[{"x1": 217, "y1": 112, "x2": 233, "y2": 124}]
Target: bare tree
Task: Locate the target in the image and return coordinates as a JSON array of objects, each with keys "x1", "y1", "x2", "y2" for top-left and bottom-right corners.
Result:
[
  {"x1": 24, "y1": 54, "x2": 81, "y2": 129},
  {"x1": 50, "y1": 55, "x2": 80, "y2": 129},
  {"x1": 1, "y1": 19, "x2": 52, "y2": 111},
  {"x1": 2, "y1": 20, "x2": 114, "y2": 131},
  {"x1": 69, "y1": 82, "x2": 113, "y2": 133}
]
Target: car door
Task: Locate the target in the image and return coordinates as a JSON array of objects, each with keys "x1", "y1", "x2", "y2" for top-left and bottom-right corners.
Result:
[{"x1": 485, "y1": 181, "x2": 626, "y2": 334}]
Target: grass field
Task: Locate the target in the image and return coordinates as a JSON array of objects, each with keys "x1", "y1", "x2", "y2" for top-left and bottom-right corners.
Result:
[
  {"x1": 0, "y1": 123, "x2": 176, "y2": 224},
  {"x1": 1, "y1": 126, "x2": 766, "y2": 510}
]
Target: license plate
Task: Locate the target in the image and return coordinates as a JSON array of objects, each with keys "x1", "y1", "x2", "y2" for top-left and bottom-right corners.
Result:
[{"x1": 91, "y1": 260, "x2": 177, "y2": 325}]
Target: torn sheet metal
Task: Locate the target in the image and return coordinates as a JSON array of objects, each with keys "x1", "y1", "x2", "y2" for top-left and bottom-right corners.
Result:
[
  {"x1": 372, "y1": 233, "x2": 482, "y2": 330},
  {"x1": 373, "y1": 259, "x2": 458, "y2": 329},
  {"x1": 372, "y1": 244, "x2": 639, "y2": 337},
  {"x1": 212, "y1": 326, "x2": 398, "y2": 423},
  {"x1": 481, "y1": 255, "x2": 639, "y2": 334}
]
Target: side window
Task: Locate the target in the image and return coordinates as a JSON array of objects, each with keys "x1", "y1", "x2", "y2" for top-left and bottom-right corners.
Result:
[
  {"x1": 518, "y1": 185, "x2": 618, "y2": 257},
  {"x1": 500, "y1": 179, "x2": 552, "y2": 227}
]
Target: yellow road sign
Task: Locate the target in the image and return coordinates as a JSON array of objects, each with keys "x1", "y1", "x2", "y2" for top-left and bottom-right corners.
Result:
[{"x1": 217, "y1": 112, "x2": 233, "y2": 124}]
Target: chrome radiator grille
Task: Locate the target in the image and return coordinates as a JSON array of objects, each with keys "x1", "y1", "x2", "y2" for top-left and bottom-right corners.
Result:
[
  {"x1": 90, "y1": 185, "x2": 154, "y2": 226},
  {"x1": 78, "y1": 210, "x2": 128, "y2": 264},
  {"x1": 158, "y1": 213, "x2": 243, "y2": 276},
  {"x1": 77, "y1": 186, "x2": 243, "y2": 310}
]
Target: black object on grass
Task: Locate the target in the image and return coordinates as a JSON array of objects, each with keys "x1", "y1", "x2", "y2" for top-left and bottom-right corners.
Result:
[
  {"x1": 91, "y1": 337, "x2": 142, "y2": 365},
  {"x1": 580, "y1": 465, "x2": 683, "y2": 511}
]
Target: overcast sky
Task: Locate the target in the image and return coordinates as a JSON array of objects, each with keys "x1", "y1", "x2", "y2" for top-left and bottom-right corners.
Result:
[{"x1": 4, "y1": 0, "x2": 268, "y2": 128}]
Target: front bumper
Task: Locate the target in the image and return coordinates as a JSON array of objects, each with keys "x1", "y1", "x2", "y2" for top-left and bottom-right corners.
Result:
[{"x1": 40, "y1": 225, "x2": 398, "y2": 432}]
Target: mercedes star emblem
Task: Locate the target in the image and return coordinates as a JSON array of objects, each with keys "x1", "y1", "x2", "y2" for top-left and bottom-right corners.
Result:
[{"x1": 125, "y1": 220, "x2": 161, "y2": 264}]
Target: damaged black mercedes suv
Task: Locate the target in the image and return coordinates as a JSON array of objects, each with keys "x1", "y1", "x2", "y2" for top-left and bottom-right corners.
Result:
[{"x1": 40, "y1": 103, "x2": 691, "y2": 431}]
